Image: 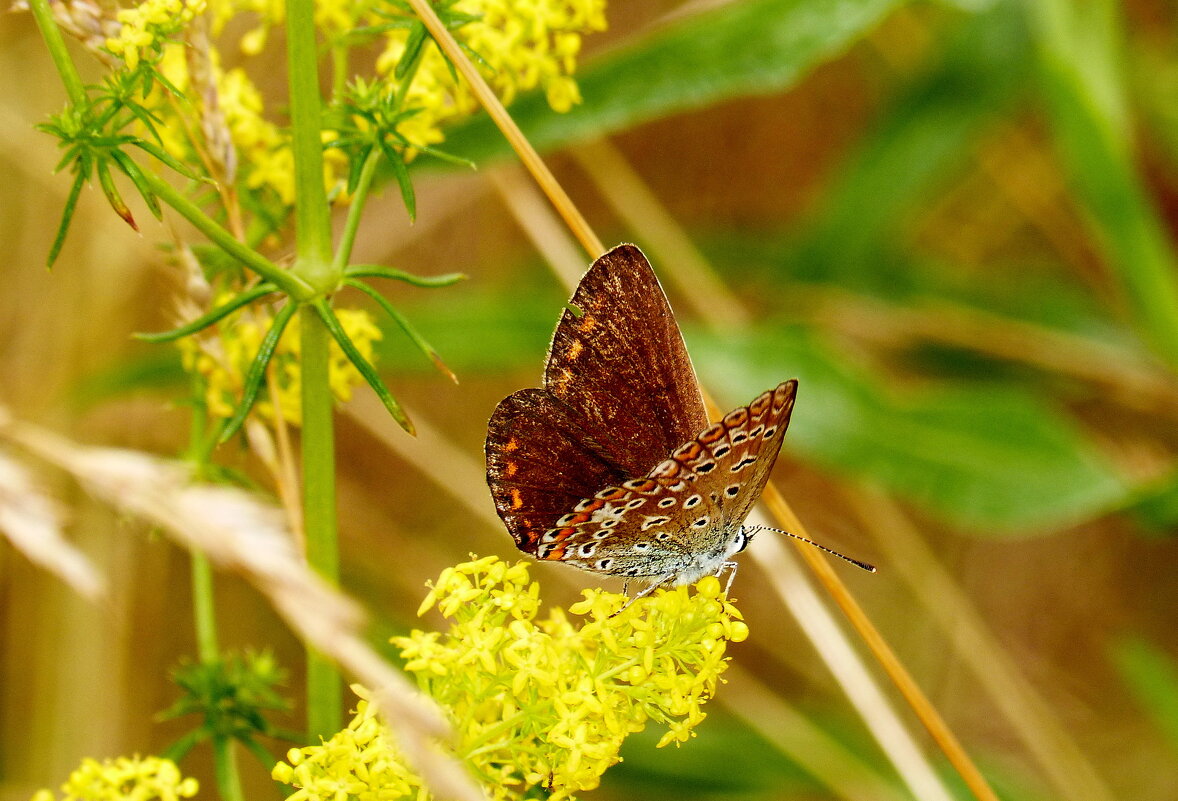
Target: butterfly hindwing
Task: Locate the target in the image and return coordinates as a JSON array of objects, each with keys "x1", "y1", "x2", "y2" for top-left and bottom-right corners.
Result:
[
  {"x1": 535, "y1": 382, "x2": 797, "y2": 583},
  {"x1": 485, "y1": 389, "x2": 629, "y2": 552}
]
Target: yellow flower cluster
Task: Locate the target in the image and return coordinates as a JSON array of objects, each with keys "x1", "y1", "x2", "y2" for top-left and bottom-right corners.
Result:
[
  {"x1": 378, "y1": 0, "x2": 608, "y2": 149},
  {"x1": 178, "y1": 301, "x2": 382, "y2": 425},
  {"x1": 32, "y1": 756, "x2": 198, "y2": 801},
  {"x1": 273, "y1": 557, "x2": 748, "y2": 801},
  {"x1": 105, "y1": 0, "x2": 207, "y2": 69}
]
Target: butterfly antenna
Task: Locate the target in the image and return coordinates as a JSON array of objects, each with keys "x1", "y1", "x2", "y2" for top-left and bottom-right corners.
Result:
[{"x1": 750, "y1": 526, "x2": 877, "y2": 573}]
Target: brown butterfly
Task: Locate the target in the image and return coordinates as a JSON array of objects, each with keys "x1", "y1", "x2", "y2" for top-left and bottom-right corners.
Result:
[{"x1": 485, "y1": 244, "x2": 868, "y2": 598}]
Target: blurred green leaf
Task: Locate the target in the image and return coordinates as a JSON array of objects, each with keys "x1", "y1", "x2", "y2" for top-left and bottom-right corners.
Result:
[
  {"x1": 1127, "y1": 473, "x2": 1178, "y2": 537},
  {"x1": 691, "y1": 327, "x2": 1131, "y2": 533},
  {"x1": 1110, "y1": 636, "x2": 1178, "y2": 754},
  {"x1": 1027, "y1": 0, "x2": 1178, "y2": 369},
  {"x1": 442, "y1": 0, "x2": 905, "y2": 162},
  {"x1": 793, "y1": 0, "x2": 1030, "y2": 291},
  {"x1": 603, "y1": 718, "x2": 816, "y2": 799}
]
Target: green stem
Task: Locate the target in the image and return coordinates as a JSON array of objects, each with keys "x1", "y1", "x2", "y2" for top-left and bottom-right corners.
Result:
[
  {"x1": 285, "y1": 0, "x2": 343, "y2": 739},
  {"x1": 211, "y1": 741, "x2": 246, "y2": 801},
  {"x1": 141, "y1": 172, "x2": 310, "y2": 297},
  {"x1": 26, "y1": 0, "x2": 86, "y2": 106},
  {"x1": 285, "y1": 0, "x2": 335, "y2": 290},
  {"x1": 300, "y1": 304, "x2": 342, "y2": 738},
  {"x1": 333, "y1": 148, "x2": 382, "y2": 274}
]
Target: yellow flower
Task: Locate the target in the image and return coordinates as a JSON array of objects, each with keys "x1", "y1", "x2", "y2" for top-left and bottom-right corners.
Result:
[
  {"x1": 376, "y1": 0, "x2": 607, "y2": 149},
  {"x1": 35, "y1": 756, "x2": 198, "y2": 801},
  {"x1": 275, "y1": 556, "x2": 746, "y2": 801},
  {"x1": 179, "y1": 299, "x2": 382, "y2": 426},
  {"x1": 105, "y1": 0, "x2": 207, "y2": 69}
]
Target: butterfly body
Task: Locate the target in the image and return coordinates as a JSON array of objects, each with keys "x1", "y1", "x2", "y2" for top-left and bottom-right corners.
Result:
[{"x1": 486, "y1": 244, "x2": 796, "y2": 590}]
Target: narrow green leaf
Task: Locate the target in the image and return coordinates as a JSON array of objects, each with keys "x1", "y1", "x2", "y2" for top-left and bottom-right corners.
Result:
[
  {"x1": 311, "y1": 299, "x2": 414, "y2": 435},
  {"x1": 345, "y1": 278, "x2": 458, "y2": 383},
  {"x1": 219, "y1": 301, "x2": 299, "y2": 443},
  {"x1": 109, "y1": 148, "x2": 162, "y2": 220},
  {"x1": 135, "y1": 284, "x2": 279, "y2": 342},
  {"x1": 130, "y1": 138, "x2": 200, "y2": 181},
  {"x1": 396, "y1": 22, "x2": 428, "y2": 80},
  {"x1": 381, "y1": 139, "x2": 416, "y2": 221},
  {"x1": 47, "y1": 172, "x2": 86, "y2": 268},
  {"x1": 96, "y1": 157, "x2": 138, "y2": 231},
  {"x1": 343, "y1": 264, "x2": 466, "y2": 287}
]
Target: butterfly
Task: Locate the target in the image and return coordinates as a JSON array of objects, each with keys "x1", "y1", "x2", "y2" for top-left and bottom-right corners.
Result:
[{"x1": 486, "y1": 244, "x2": 827, "y2": 598}]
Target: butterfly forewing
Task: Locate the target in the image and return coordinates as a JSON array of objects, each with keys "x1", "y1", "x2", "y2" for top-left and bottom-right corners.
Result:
[{"x1": 543, "y1": 245, "x2": 709, "y2": 477}]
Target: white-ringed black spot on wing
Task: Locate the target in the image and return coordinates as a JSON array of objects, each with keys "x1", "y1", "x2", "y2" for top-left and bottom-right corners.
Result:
[
  {"x1": 625, "y1": 568, "x2": 641, "y2": 577},
  {"x1": 623, "y1": 479, "x2": 645, "y2": 490},
  {"x1": 641, "y1": 515, "x2": 672, "y2": 531},
  {"x1": 596, "y1": 558, "x2": 614, "y2": 570},
  {"x1": 575, "y1": 499, "x2": 596, "y2": 512},
  {"x1": 731, "y1": 454, "x2": 758, "y2": 473},
  {"x1": 710, "y1": 491, "x2": 719, "y2": 503},
  {"x1": 712, "y1": 444, "x2": 731, "y2": 457},
  {"x1": 593, "y1": 530, "x2": 611, "y2": 540},
  {"x1": 749, "y1": 425, "x2": 764, "y2": 438},
  {"x1": 578, "y1": 543, "x2": 596, "y2": 557},
  {"x1": 539, "y1": 544, "x2": 556, "y2": 558},
  {"x1": 541, "y1": 530, "x2": 560, "y2": 544},
  {"x1": 684, "y1": 494, "x2": 702, "y2": 509},
  {"x1": 655, "y1": 532, "x2": 672, "y2": 541},
  {"x1": 599, "y1": 519, "x2": 621, "y2": 529},
  {"x1": 695, "y1": 462, "x2": 717, "y2": 474},
  {"x1": 658, "y1": 497, "x2": 677, "y2": 508},
  {"x1": 725, "y1": 484, "x2": 741, "y2": 498},
  {"x1": 557, "y1": 513, "x2": 578, "y2": 525},
  {"x1": 731, "y1": 432, "x2": 748, "y2": 444},
  {"x1": 692, "y1": 516, "x2": 710, "y2": 529},
  {"x1": 763, "y1": 426, "x2": 777, "y2": 439},
  {"x1": 625, "y1": 498, "x2": 645, "y2": 510},
  {"x1": 633, "y1": 542, "x2": 651, "y2": 552},
  {"x1": 669, "y1": 481, "x2": 688, "y2": 492}
]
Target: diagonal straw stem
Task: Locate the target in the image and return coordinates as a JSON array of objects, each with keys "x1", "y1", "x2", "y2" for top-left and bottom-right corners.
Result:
[{"x1": 402, "y1": 3, "x2": 1000, "y2": 800}]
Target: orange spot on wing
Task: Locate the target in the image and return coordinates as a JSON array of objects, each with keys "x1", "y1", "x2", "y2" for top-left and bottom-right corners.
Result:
[
  {"x1": 505, "y1": 438, "x2": 520, "y2": 452},
  {"x1": 510, "y1": 489, "x2": 524, "y2": 509},
  {"x1": 567, "y1": 340, "x2": 584, "y2": 360}
]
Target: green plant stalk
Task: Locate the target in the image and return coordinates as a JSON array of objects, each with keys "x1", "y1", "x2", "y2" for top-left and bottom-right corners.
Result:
[
  {"x1": 26, "y1": 0, "x2": 86, "y2": 106},
  {"x1": 285, "y1": 0, "x2": 336, "y2": 290},
  {"x1": 187, "y1": 380, "x2": 245, "y2": 801},
  {"x1": 333, "y1": 148, "x2": 382, "y2": 274},
  {"x1": 284, "y1": 0, "x2": 344, "y2": 739},
  {"x1": 300, "y1": 304, "x2": 342, "y2": 738},
  {"x1": 141, "y1": 172, "x2": 310, "y2": 297}
]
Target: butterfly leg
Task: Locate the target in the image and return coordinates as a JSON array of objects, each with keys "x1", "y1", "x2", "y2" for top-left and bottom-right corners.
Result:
[
  {"x1": 610, "y1": 573, "x2": 674, "y2": 617},
  {"x1": 717, "y1": 561, "x2": 739, "y2": 596}
]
